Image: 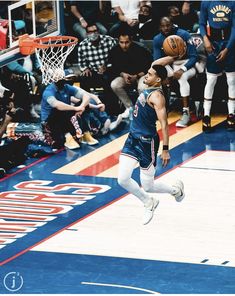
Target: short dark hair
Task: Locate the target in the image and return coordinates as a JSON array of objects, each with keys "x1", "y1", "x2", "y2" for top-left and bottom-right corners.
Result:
[
  {"x1": 159, "y1": 16, "x2": 172, "y2": 26},
  {"x1": 152, "y1": 64, "x2": 167, "y2": 81},
  {"x1": 117, "y1": 23, "x2": 133, "y2": 38},
  {"x1": 85, "y1": 23, "x2": 98, "y2": 32}
]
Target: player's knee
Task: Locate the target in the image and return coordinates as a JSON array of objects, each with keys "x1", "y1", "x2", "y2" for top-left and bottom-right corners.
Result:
[
  {"x1": 117, "y1": 175, "x2": 129, "y2": 188},
  {"x1": 140, "y1": 174, "x2": 154, "y2": 192},
  {"x1": 141, "y1": 182, "x2": 153, "y2": 193},
  {"x1": 206, "y1": 74, "x2": 218, "y2": 88},
  {"x1": 111, "y1": 78, "x2": 122, "y2": 91}
]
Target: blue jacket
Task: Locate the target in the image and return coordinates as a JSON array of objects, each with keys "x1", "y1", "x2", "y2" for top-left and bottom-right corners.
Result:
[
  {"x1": 199, "y1": 1, "x2": 235, "y2": 51},
  {"x1": 153, "y1": 27, "x2": 198, "y2": 70}
]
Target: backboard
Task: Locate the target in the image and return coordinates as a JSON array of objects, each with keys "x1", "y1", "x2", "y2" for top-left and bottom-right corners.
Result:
[{"x1": 0, "y1": 0, "x2": 64, "y2": 66}]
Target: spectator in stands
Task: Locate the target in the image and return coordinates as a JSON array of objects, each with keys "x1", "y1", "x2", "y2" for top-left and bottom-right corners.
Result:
[
  {"x1": 199, "y1": 0, "x2": 235, "y2": 132},
  {"x1": 0, "y1": 85, "x2": 15, "y2": 138},
  {"x1": 0, "y1": 67, "x2": 36, "y2": 121},
  {"x1": 41, "y1": 69, "x2": 94, "y2": 150},
  {"x1": 152, "y1": 17, "x2": 198, "y2": 127},
  {"x1": 108, "y1": 26, "x2": 153, "y2": 119},
  {"x1": 77, "y1": 23, "x2": 120, "y2": 115},
  {"x1": 83, "y1": 99, "x2": 123, "y2": 136},
  {"x1": 179, "y1": 2, "x2": 199, "y2": 33},
  {"x1": 6, "y1": 54, "x2": 42, "y2": 118},
  {"x1": 134, "y1": 4, "x2": 158, "y2": 41},
  {"x1": 109, "y1": 0, "x2": 145, "y2": 38},
  {"x1": 65, "y1": 69, "x2": 123, "y2": 136},
  {"x1": 168, "y1": 4, "x2": 199, "y2": 33},
  {"x1": 168, "y1": 5, "x2": 182, "y2": 27},
  {"x1": 70, "y1": 1, "x2": 108, "y2": 40}
]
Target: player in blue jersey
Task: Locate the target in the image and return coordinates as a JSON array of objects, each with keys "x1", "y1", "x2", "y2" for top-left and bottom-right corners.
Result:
[
  {"x1": 118, "y1": 65, "x2": 185, "y2": 225},
  {"x1": 153, "y1": 17, "x2": 198, "y2": 128},
  {"x1": 199, "y1": 1, "x2": 235, "y2": 131}
]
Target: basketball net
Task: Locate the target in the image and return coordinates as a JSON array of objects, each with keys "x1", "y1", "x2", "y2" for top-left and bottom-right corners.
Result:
[{"x1": 19, "y1": 35, "x2": 78, "y2": 85}]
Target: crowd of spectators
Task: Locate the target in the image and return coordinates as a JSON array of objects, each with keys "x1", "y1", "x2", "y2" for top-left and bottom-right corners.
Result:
[{"x1": 0, "y1": 0, "x2": 234, "y2": 179}]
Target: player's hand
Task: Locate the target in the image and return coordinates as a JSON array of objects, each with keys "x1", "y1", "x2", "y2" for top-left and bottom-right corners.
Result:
[
  {"x1": 173, "y1": 69, "x2": 184, "y2": 80},
  {"x1": 204, "y1": 37, "x2": 214, "y2": 54},
  {"x1": 216, "y1": 48, "x2": 228, "y2": 63},
  {"x1": 122, "y1": 73, "x2": 132, "y2": 84},
  {"x1": 75, "y1": 105, "x2": 85, "y2": 115},
  {"x1": 80, "y1": 19, "x2": 88, "y2": 28},
  {"x1": 98, "y1": 65, "x2": 106, "y2": 74},
  {"x1": 161, "y1": 150, "x2": 170, "y2": 167},
  {"x1": 128, "y1": 74, "x2": 138, "y2": 84},
  {"x1": 127, "y1": 18, "x2": 139, "y2": 26},
  {"x1": 81, "y1": 69, "x2": 92, "y2": 77},
  {"x1": 97, "y1": 103, "x2": 105, "y2": 112}
]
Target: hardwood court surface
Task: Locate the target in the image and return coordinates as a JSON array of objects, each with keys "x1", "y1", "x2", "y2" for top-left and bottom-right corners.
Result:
[{"x1": 0, "y1": 112, "x2": 234, "y2": 294}]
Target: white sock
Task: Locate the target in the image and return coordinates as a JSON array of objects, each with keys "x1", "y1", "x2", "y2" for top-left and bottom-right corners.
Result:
[
  {"x1": 203, "y1": 100, "x2": 212, "y2": 116},
  {"x1": 122, "y1": 178, "x2": 149, "y2": 204},
  {"x1": 118, "y1": 155, "x2": 150, "y2": 205},
  {"x1": 227, "y1": 99, "x2": 235, "y2": 115},
  {"x1": 151, "y1": 181, "x2": 173, "y2": 194}
]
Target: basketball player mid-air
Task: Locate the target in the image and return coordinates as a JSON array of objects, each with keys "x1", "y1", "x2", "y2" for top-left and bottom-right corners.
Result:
[{"x1": 118, "y1": 65, "x2": 185, "y2": 225}]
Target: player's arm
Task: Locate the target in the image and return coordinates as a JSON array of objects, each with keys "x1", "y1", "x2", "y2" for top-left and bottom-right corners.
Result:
[
  {"x1": 217, "y1": 3, "x2": 235, "y2": 62},
  {"x1": 152, "y1": 56, "x2": 175, "y2": 67},
  {"x1": 73, "y1": 87, "x2": 105, "y2": 112},
  {"x1": 226, "y1": 3, "x2": 235, "y2": 52},
  {"x1": 199, "y1": 1, "x2": 214, "y2": 53},
  {"x1": 149, "y1": 91, "x2": 170, "y2": 167},
  {"x1": 47, "y1": 96, "x2": 84, "y2": 113}
]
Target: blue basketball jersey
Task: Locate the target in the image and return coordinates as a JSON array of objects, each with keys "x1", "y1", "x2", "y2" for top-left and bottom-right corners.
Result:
[{"x1": 130, "y1": 87, "x2": 163, "y2": 139}]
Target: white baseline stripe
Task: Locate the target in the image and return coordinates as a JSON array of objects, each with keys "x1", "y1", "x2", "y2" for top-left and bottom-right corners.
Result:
[{"x1": 81, "y1": 281, "x2": 160, "y2": 294}]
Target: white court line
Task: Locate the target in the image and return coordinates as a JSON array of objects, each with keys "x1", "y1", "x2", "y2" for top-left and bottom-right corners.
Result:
[
  {"x1": 81, "y1": 281, "x2": 160, "y2": 294},
  {"x1": 33, "y1": 151, "x2": 235, "y2": 267}
]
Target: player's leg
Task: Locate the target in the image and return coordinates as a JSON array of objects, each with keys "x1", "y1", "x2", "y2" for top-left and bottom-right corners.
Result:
[
  {"x1": 111, "y1": 77, "x2": 132, "y2": 119},
  {"x1": 118, "y1": 154, "x2": 149, "y2": 204},
  {"x1": 140, "y1": 165, "x2": 185, "y2": 202},
  {"x1": 202, "y1": 41, "x2": 222, "y2": 132},
  {"x1": 118, "y1": 135, "x2": 158, "y2": 225},
  {"x1": 176, "y1": 67, "x2": 196, "y2": 127},
  {"x1": 225, "y1": 72, "x2": 235, "y2": 130},
  {"x1": 202, "y1": 73, "x2": 218, "y2": 132}
]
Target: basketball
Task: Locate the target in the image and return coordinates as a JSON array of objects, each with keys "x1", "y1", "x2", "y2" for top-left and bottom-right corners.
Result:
[{"x1": 163, "y1": 35, "x2": 186, "y2": 57}]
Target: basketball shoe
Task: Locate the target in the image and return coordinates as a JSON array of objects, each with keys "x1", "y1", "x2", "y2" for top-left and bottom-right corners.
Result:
[
  {"x1": 202, "y1": 115, "x2": 211, "y2": 132},
  {"x1": 109, "y1": 114, "x2": 123, "y2": 131},
  {"x1": 64, "y1": 133, "x2": 80, "y2": 150},
  {"x1": 142, "y1": 197, "x2": 159, "y2": 225},
  {"x1": 227, "y1": 114, "x2": 235, "y2": 131},
  {"x1": 101, "y1": 119, "x2": 111, "y2": 135},
  {"x1": 172, "y1": 180, "x2": 185, "y2": 202},
  {"x1": 121, "y1": 107, "x2": 131, "y2": 119},
  {"x1": 176, "y1": 110, "x2": 190, "y2": 127},
  {"x1": 81, "y1": 131, "x2": 99, "y2": 145}
]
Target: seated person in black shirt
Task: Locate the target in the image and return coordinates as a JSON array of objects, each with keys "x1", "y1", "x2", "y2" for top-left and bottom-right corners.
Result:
[{"x1": 108, "y1": 26, "x2": 152, "y2": 119}]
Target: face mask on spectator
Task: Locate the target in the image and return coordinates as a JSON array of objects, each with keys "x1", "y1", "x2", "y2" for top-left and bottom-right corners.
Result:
[
  {"x1": 88, "y1": 32, "x2": 99, "y2": 42},
  {"x1": 138, "y1": 14, "x2": 150, "y2": 23}
]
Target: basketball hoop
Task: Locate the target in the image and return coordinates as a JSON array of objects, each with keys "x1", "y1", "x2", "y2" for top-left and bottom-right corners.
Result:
[{"x1": 19, "y1": 34, "x2": 78, "y2": 85}]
